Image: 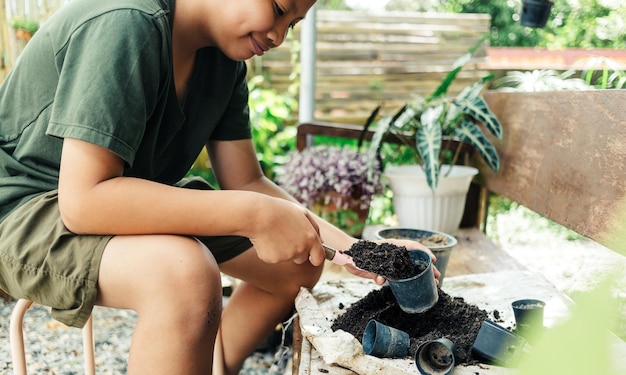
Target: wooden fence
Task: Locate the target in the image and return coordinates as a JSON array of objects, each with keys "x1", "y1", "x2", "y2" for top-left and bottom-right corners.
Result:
[{"x1": 249, "y1": 10, "x2": 492, "y2": 124}]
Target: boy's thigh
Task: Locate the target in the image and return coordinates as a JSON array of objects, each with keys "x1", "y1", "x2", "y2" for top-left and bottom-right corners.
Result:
[{"x1": 96, "y1": 234, "x2": 223, "y2": 309}]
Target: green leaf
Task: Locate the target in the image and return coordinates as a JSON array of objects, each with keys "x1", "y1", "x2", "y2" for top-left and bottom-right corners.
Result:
[
  {"x1": 453, "y1": 121, "x2": 500, "y2": 172},
  {"x1": 417, "y1": 106, "x2": 443, "y2": 190},
  {"x1": 366, "y1": 115, "x2": 392, "y2": 180},
  {"x1": 456, "y1": 75, "x2": 494, "y2": 101},
  {"x1": 429, "y1": 34, "x2": 489, "y2": 100},
  {"x1": 455, "y1": 96, "x2": 503, "y2": 139}
]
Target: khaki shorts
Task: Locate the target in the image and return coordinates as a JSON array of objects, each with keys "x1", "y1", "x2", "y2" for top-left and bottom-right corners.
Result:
[{"x1": 0, "y1": 177, "x2": 252, "y2": 328}]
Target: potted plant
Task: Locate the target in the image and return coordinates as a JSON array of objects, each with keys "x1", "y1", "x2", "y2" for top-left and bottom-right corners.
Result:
[
  {"x1": 520, "y1": 0, "x2": 554, "y2": 28},
  {"x1": 9, "y1": 16, "x2": 39, "y2": 42},
  {"x1": 493, "y1": 69, "x2": 592, "y2": 92},
  {"x1": 277, "y1": 145, "x2": 383, "y2": 237},
  {"x1": 362, "y1": 37, "x2": 503, "y2": 234}
]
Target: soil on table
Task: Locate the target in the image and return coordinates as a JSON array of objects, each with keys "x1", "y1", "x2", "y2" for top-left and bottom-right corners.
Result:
[
  {"x1": 331, "y1": 286, "x2": 489, "y2": 364},
  {"x1": 335, "y1": 240, "x2": 495, "y2": 364}
]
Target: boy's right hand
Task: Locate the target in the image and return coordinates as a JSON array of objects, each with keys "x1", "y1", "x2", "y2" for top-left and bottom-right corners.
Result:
[{"x1": 246, "y1": 196, "x2": 325, "y2": 265}]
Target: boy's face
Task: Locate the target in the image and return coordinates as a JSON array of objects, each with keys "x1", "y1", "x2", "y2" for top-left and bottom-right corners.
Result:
[{"x1": 208, "y1": 0, "x2": 316, "y2": 61}]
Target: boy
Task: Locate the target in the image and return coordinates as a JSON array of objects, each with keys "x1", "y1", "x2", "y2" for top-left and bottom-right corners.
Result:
[{"x1": 0, "y1": 0, "x2": 436, "y2": 373}]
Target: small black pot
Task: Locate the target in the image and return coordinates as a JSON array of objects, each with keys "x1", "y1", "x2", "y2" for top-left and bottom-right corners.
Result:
[
  {"x1": 387, "y1": 250, "x2": 439, "y2": 314},
  {"x1": 471, "y1": 320, "x2": 526, "y2": 366},
  {"x1": 520, "y1": 0, "x2": 554, "y2": 28}
]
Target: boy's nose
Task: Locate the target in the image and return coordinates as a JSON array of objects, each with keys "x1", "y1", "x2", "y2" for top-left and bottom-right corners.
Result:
[{"x1": 266, "y1": 23, "x2": 290, "y2": 48}]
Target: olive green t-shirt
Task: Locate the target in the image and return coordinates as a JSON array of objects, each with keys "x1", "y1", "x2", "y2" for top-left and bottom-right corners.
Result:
[{"x1": 0, "y1": 0, "x2": 252, "y2": 221}]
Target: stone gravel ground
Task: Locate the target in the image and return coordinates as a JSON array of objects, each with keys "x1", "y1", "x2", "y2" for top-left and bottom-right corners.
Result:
[
  {"x1": 0, "y1": 294, "x2": 293, "y2": 375},
  {"x1": 1, "y1": 205, "x2": 625, "y2": 374}
]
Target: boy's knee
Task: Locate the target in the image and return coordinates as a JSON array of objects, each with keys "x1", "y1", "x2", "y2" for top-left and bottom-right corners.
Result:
[
  {"x1": 151, "y1": 236, "x2": 222, "y2": 304},
  {"x1": 300, "y1": 263, "x2": 323, "y2": 289},
  {"x1": 281, "y1": 263, "x2": 322, "y2": 298}
]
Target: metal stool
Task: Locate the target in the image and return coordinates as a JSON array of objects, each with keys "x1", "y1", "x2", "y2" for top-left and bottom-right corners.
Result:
[{"x1": 9, "y1": 299, "x2": 96, "y2": 375}]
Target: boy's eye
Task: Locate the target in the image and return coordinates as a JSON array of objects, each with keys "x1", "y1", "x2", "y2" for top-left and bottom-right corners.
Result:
[{"x1": 274, "y1": 2, "x2": 286, "y2": 16}]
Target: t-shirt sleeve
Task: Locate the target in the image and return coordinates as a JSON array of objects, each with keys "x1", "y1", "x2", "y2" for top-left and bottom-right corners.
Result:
[{"x1": 46, "y1": 10, "x2": 164, "y2": 166}]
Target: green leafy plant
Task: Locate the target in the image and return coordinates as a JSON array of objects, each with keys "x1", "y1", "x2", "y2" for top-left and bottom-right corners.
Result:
[
  {"x1": 363, "y1": 36, "x2": 503, "y2": 191},
  {"x1": 247, "y1": 75, "x2": 298, "y2": 181},
  {"x1": 10, "y1": 16, "x2": 39, "y2": 36},
  {"x1": 494, "y1": 69, "x2": 593, "y2": 92},
  {"x1": 580, "y1": 56, "x2": 626, "y2": 89}
]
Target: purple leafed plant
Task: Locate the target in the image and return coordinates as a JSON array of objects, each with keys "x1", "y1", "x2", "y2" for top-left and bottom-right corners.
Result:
[{"x1": 277, "y1": 145, "x2": 383, "y2": 210}]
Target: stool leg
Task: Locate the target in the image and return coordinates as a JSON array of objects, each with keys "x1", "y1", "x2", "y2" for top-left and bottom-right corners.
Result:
[
  {"x1": 10, "y1": 299, "x2": 34, "y2": 375},
  {"x1": 82, "y1": 314, "x2": 96, "y2": 375}
]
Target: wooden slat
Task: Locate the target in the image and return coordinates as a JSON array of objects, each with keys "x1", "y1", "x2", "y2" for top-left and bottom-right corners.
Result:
[
  {"x1": 478, "y1": 90, "x2": 626, "y2": 248},
  {"x1": 447, "y1": 228, "x2": 527, "y2": 276},
  {"x1": 247, "y1": 10, "x2": 492, "y2": 124}
]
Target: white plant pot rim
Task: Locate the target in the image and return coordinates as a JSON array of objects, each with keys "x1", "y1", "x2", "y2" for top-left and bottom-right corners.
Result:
[{"x1": 383, "y1": 164, "x2": 479, "y2": 180}]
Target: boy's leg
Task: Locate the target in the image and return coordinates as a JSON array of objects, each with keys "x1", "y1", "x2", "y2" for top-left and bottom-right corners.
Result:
[
  {"x1": 96, "y1": 234, "x2": 223, "y2": 375},
  {"x1": 215, "y1": 248, "x2": 323, "y2": 375}
]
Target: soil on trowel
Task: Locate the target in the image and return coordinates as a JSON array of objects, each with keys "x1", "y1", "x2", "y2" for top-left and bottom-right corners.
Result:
[
  {"x1": 345, "y1": 241, "x2": 419, "y2": 280},
  {"x1": 331, "y1": 286, "x2": 489, "y2": 364}
]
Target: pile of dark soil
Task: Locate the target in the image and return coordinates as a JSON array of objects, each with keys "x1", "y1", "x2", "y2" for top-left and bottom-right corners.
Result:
[
  {"x1": 336, "y1": 240, "x2": 493, "y2": 364},
  {"x1": 331, "y1": 286, "x2": 488, "y2": 364}
]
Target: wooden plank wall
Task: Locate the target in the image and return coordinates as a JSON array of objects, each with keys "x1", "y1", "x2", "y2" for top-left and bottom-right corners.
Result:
[
  {"x1": 478, "y1": 90, "x2": 626, "y2": 249},
  {"x1": 249, "y1": 10, "x2": 492, "y2": 124}
]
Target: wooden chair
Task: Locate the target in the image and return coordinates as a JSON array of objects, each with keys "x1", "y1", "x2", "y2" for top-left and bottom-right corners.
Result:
[{"x1": 9, "y1": 299, "x2": 96, "y2": 375}]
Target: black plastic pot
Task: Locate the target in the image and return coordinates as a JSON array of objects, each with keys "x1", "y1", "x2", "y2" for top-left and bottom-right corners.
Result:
[
  {"x1": 387, "y1": 249, "x2": 438, "y2": 314},
  {"x1": 512, "y1": 299, "x2": 546, "y2": 339},
  {"x1": 362, "y1": 320, "x2": 410, "y2": 358},
  {"x1": 471, "y1": 320, "x2": 526, "y2": 366},
  {"x1": 415, "y1": 338, "x2": 456, "y2": 375},
  {"x1": 520, "y1": 0, "x2": 554, "y2": 28}
]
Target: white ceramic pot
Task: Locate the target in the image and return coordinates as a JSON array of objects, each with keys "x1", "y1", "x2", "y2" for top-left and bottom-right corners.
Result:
[{"x1": 383, "y1": 165, "x2": 478, "y2": 234}]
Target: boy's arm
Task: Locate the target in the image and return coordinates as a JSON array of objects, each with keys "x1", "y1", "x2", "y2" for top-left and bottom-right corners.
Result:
[{"x1": 57, "y1": 137, "x2": 323, "y2": 265}]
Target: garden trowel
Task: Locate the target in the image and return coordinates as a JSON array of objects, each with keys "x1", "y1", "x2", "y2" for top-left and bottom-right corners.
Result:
[{"x1": 323, "y1": 244, "x2": 356, "y2": 267}]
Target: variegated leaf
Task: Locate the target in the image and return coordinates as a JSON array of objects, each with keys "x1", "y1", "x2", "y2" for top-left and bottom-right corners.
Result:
[
  {"x1": 417, "y1": 106, "x2": 443, "y2": 191},
  {"x1": 366, "y1": 115, "x2": 392, "y2": 181},
  {"x1": 455, "y1": 96, "x2": 503, "y2": 139},
  {"x1": 454, "y1": 121, "x2": 500, "y2": 172}
]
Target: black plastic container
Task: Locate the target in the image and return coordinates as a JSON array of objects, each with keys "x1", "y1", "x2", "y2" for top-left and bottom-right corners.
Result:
[
  {"x1": 387, "y1": 249, "x2": 438, "y2": 314},
  {"x1": 362, "y1": 319, "x2": 410, "y2": 358},
  {"x1": 471, "y1": 320, "x2": 526, "y2": 366},
  {"x1": 512, "y1": 299, "x2": 546, "y2": 339},
  {"x1": 520, "y1": 0, "x2": 554, "y2": 28},
  {"x1": 415, "y1": 338, "x2": 456, "y2": 375}
]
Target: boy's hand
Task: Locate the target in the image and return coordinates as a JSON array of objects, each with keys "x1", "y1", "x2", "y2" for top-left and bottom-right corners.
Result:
[
  {"x1": 247, "y1": 196, "x2": 325, "y2": 265},
  {"x1": 341, "y1": 239, "x2": 441, "y2": 285}
]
